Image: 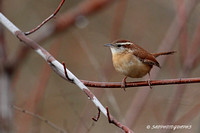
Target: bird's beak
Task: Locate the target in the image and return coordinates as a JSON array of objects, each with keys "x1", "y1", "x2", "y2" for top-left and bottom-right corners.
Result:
[{"x1": 104, "y1": 44, "x2": 114, "y2": 47}]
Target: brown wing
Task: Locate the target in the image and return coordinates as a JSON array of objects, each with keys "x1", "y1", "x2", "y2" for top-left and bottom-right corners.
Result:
[{"x1": 128, "y1": 44, "x2": 160, "y2": 68}]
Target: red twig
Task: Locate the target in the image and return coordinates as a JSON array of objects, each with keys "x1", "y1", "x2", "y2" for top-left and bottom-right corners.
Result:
[
  {"x1": 80, "y1": 77, "x2": 200, "y2": 88},
  {"x1": 92, "y1": 108, "x2": 101, "y2": 122},
  {"x1": 24, "y1": 0, "x2": 65, "y2": 35},
  {"x1": 106, "y1": 107, "x2": 112, "y2": 123},
  {"x1": 62, "y1": 62, "x2": 74, "y2": 82},
  {"x1": 106, "y1": 107, "x2": 133, "y2": 133}
]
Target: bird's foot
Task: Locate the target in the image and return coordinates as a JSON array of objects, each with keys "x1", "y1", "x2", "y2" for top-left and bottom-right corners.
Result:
[
  {"x1": 147, "y1": 79, "x2": 152, "y2": 89},
  {"x1": 121, "y1": 77, "x2": 127, "y2": 91}
]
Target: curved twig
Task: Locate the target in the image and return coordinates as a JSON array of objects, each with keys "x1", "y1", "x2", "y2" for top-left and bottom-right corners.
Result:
[
  {"x1": 92, "y1": 108, "x2": 101, "y2": 122},
  {"x1": 24, "y1": 0, "x2": 65, "y2": 35}
]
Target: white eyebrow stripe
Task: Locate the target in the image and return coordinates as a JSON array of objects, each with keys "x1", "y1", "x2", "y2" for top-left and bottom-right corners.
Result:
[{"x1": 115, "y1": 42, "x2": 132, "y2": 45}]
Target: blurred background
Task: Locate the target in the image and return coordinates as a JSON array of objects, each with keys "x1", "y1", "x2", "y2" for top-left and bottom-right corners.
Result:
[{"x1": 1, "y1": 0, "x2": 200, "y2": 133}]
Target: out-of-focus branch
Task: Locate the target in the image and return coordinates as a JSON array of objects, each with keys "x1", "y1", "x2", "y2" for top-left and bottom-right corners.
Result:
[
  {"x1": 0, "y1": 13, "x2": 133, "y2": 133},
  {"x1": 162, "y1": 1, "x2": 189, "y2": 128},
  {"x1": 161, "y1": 1, "x2": 199, "y2": 132},
  {"x1": 185, "y1": 21, "x2": 200, "y2": 69},
  {"x1": 0, "y1": 0, "x2": 13, "y2": 132},
  {"x1": 13, "y1": 105, "x2": 67, "y2": 133},
  {"x1": 16, "y1": 39, "x2": 61, "y2": 133},
  {"x1": 122, "y1": 0, "x2": 197, "y2": 129},
  {"x1": 110, "y1": 0, "x2": 128, "y2": 41},
  {"x1": 0, "y1": 27, "x2": 6, "y2": 63},
  {"x1": 177, "y1": 0, "x2": 188, "y2": 64},
  {"x1": 55, "y1": 0, "x2": 114, "y2": 32},
  {"x1": 174, "y1": 103, "x2": 200, "y2": 125}
]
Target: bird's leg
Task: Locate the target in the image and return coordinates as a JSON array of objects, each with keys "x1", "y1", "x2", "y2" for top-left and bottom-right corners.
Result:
[
  {"x1": 147, "y1": 73, "x2": 152, "y2": 89},
  {"x1": 121, "y1": 76, "x2": 127, "y2": 91}
]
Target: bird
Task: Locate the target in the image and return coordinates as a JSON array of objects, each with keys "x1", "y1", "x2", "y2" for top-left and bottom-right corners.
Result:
[{"x1": 104, "y1": 40, "x2": 175, "y2": 90}]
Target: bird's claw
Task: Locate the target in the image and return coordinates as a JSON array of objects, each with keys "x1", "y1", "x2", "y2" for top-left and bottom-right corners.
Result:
[
  {"x1": 121, "y1": 76, "x2": 127, "y2": 91},
  {"x1": 147, "y1": 79, "x2": 152, "y2": 89}
]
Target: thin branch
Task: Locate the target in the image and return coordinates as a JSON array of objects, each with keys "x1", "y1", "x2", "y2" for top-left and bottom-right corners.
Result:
[
  {"x1": 80, "y1": 77, "x2": 200, "y2": 88},
  {"x1": 24, "y1": 0, "x2": 65, "y2": 35},
  {"x1": 62, "y1": 62, "x2": 74, "y2": 82},
  {"x1": 13, "y1": 105, "x2": 67, "y2": 133},
  {"x1": 0, "y1": 13, "x2": 133, "y2": 133},
  {"x1": 92, "y1": 108, "x2": 101, "y2": 122},
  {"x1": 44, "y1": 58, "x2": 200, "y2": 89},
  {"x1": 106, "y1": 107, "x2": 132, "y2": 133}
]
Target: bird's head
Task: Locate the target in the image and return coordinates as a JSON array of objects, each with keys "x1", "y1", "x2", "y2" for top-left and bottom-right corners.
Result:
[{"x1": 104, "y1": 40, "x2": 133, "y2": 54}]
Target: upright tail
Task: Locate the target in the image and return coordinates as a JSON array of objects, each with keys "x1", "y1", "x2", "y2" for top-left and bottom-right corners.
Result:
[{"x1": 152, "y1": 51, "x2": 176, "y2": 58}]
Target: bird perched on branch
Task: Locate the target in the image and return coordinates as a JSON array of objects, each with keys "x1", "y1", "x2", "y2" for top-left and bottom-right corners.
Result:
[{"x1": 104, "y1": 40, "x2": 175, "y2": 90}]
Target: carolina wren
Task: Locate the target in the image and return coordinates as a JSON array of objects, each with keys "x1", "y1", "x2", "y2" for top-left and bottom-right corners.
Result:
[{"x1": 104, "y1": 40, "x2": 175, "y2": 89}]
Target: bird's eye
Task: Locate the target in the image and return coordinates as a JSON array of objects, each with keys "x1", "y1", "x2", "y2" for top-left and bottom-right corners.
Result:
[{"x1": 117, "y1": 44, "x2": 122, "y2": 47}]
